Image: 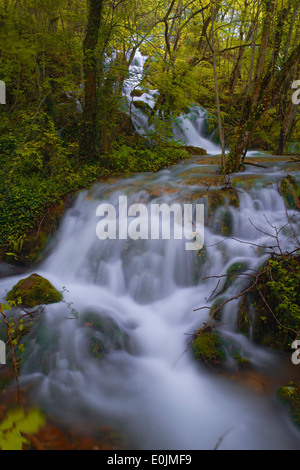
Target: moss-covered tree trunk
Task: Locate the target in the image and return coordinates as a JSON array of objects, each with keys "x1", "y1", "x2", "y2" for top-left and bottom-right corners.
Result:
[{"x1": 79, "y1": 0, "x2": 104, "y2": 162}]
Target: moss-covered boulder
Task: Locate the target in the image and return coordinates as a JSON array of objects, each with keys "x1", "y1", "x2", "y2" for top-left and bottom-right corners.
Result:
[
  {"x1": 238, "y1": 255, "x2": 300, "y2": 352},
  {"x1": 223, "y1": 261, "x2": 249, "y2": 292},
  {"x1": 192, "y1": 327, "x2": 226, "y2": 364},
  {"x1": 132, "y1": 100, "x2": 152, "y2": 114},
  {"x1": 130, "y1": 89, "x2": 144, "y2": 98},
  {"x1": 279, "y1": 175, "x2": 300, "y2": 210},
  {"x1": 183, "y1": 145, "x2": 207, "y2": 156},
  {"x1": 277, "y1": 382, "x2": 300, "y2": 427},
  {"x1": 6, "y1": 274, "x2": 62, "y2": 309}
]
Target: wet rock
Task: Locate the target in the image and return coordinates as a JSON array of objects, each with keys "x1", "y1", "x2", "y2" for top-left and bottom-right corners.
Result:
[
  {"x1": 224, "y1": 261, "x2": 249, "y2": 292},
  {"x1": 132, "y1": 100, "x2": 152, "y2": 114},
  {"x1": 209, "y1": 297, "x2": 227, "y2": 322},
  {"x1": 237, "y1": 255, "x2": 300, "y2": 352},
  {"x1": 182, "y1": 145, "x2": 207, "y2": 156},
  {"x1": 79, "y1": 311, "x2": 129, "y2": 360},
  {"x1": 192, "y1": 327, "x2": 226, "y2": 365},
  {"x1": 277, "y1": 381, "x2": 300, "y2": 427},
  {"x1": 279, "y1": 175, "x2": 300, "y2": 210},
  {"x1": 130, "y1": 89, "x2": 144, "y2": 98}
]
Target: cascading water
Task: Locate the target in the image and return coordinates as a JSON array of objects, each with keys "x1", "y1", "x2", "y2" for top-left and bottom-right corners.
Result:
[
  {"x1": 1, "y1": 50, "x2": 299, "y2": 449},
  {"x1": 1, "y1": 152, "x2": 300, "y2": 450},
  {"x1": 123, "y1": 50, "x2": 221, "y2": 155}
]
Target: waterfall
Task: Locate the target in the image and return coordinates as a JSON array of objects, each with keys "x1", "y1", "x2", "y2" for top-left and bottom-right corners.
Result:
[
  {"x1": 123, "y1": 50, "x2": 221, "y2": 155},
  {"x1": 1, "y1": 154, "x2": 299, "y2": 450}
]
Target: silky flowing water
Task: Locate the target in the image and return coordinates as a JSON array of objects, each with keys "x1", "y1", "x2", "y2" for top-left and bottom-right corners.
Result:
[
  {"x1": 1, "y1": 51, "x2": 300, "y2": 450},
  {"x1": 1, "y1": 150, "x2": 300, "y2": 450}
]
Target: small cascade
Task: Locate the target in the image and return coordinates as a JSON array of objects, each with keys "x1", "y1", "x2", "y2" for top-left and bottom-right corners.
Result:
[
  {"x1": 0, "y1": 155, "x2": 299, "y2": 450},
  {"x1": 123, "y1": 51, "x2": 221, "y2": 155}
]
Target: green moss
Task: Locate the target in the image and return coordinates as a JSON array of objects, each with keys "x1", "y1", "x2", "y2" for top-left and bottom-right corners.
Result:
[
  {"x1": 279, "y1": 175, "x2": 300, "y2": 210},
  {"x1": 221, "y1": 209, "x2": 233, "y2": 236},
  {"x1": 207, "y1": 191, "x2": 226, "y2": 216},
  {"x1": 130, "y1": 89, "x2": 144, "y2": 98},
  {"x1": 277, "y1": 382, "x2": 300, "y2": 427},
  {"x1": 192, "y1": 328, "x2": 226, "y2": 363},
  {"x1": 182, "y1": 145, "x2": 207, "y2": 156},
  {"x1": 238, "y1": 256, "x2": 300, "y2": 352},
  {"x1": 209, "y1": 297, "x2": 227, "y2": 322},
  {"x1": 233, "y1": 353, "x2": 250, "y2": 367},
  {"x1": 132, "y1": 100, "x2": 152, "y2": 114},
  {"x1": 224, "y1": 261, "x2": 249, "y2": 291},
  {"x1": 6, "y1": 273, "x2": 63, "y2": 308}
]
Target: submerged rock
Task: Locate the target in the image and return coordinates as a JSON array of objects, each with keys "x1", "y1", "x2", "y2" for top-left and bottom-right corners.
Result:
[
  {"x1": 192, "y1": 327, "x2": 226, "y2": 365},
  {"x1": 79, "y1": 311, "x2": 129, "y2": 360},
  {"x1": 6, "y1": 273, "x2": 62, "y2": 308},
  {"x1": 277, "y1": 382, "x2": 300, "y2": 427},
  {"x1": 279, "y1": 175, "x2": 300, "y2": 210}
]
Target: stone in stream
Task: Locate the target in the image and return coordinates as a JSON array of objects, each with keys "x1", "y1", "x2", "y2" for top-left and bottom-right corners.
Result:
[
  {"x1": 6, "y1": 273, "x2": 63, "y2": 309},
  {"x1": 279, "y1": 175, "x2": 300, "y2": 210}
]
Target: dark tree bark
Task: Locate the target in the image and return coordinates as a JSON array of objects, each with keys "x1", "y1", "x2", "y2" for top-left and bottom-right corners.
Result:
[
  {"x1": 79, "y1": 0, "x2": 104, "y2": 162},
  {"x1": 226, "y1": 39, "x2": 300, "y2": 173}
]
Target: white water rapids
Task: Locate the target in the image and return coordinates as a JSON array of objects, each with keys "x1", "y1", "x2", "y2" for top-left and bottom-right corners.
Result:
[{"x1": 1, "y1": 152, "x2": 300, "y2": 450}]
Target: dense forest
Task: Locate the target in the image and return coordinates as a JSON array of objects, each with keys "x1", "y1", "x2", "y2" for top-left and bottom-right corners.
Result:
[{"x1": 0, "y1": 0, "x2": 299, "y2": 264}]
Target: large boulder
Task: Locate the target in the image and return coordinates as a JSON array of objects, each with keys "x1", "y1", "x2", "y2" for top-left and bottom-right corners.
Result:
[{"x1": 6, "y1": 274, "x2": 62, "y2": 308}]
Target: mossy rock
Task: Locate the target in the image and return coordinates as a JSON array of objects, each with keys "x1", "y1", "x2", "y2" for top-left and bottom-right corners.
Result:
[
  {"x1": 130, "y1": 89, "x2": 144, "y2": 98},
  {"x1": 233, "y1": 352, "x2": 250, "y2": 368},
  {"x1": 277, "y1": 382, "x2": 300, "y2": 427},
  {"x1": 237, "y1": 256, "x2": 300, "y2": 352},
  {"x1": 132, "y1": 100, "x2": 152, "y2": 114},
  {"x1": 183, "y1": 145, "x2": 207, "y2": 156},
  {"x1": 206, "y1": 188, "x2": 239, "y2": 219},
  {"x1": 207, "y1": 191, "x2": 226, "y2": 216},
  {"x1": 79, "y1": 311, "x2": 128, "y2": 360},
  {"x1": 221, "y1": 209, "x2": 233, "y2": 236},
  {"x1": 279, "y1": 175, "x2": 300, "y2": 210},
  {"x1": 213, "y1": 208, "x2": 234, "y2": 237},
  {"x1": 6, "y1": 274, "x2": 63, "y2": 309},
  {"x1": 209, "y1": 297, "x2": 227, "y2": 322},
  {"x1": 192, "y1": 328, "x2": 226, "y2": 364},
  {"x1": 223, "y1": 261, "x2": 249, "y2": 292}
]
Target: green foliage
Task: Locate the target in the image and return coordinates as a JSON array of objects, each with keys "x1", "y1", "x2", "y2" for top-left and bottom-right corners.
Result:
[
  {"x1": 263, "y1": 257, "x2": 300, "y2": 337},
  {"x1": 0, "y1": 407, "x2": 45, "y2": 450},
  {"x1": 238, "y1": 255, "x2": 300, "y2": 352},
  {"x1": 104, "y1": 140, "x2": 190, "y2": 174},
  {"x1": 277, "y1": 382, "x2": 300, "y2": 427}
]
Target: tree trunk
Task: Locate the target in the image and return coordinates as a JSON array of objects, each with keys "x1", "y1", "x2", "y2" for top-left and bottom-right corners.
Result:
[
  {"x1": 226, "y1": 38, "x2": 300, "y2": 172},
  {"x1": 277, "y1": 60, "x2": 300, "y2": 155},
  {"x1": 79, "y1": 0, "x2": 104, "y2": 162},
  {"x1": 211, "y1": 6, "x2": 226, "y2": 169}
]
